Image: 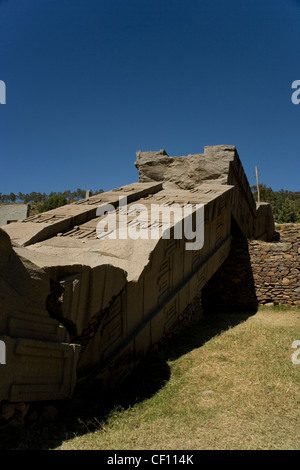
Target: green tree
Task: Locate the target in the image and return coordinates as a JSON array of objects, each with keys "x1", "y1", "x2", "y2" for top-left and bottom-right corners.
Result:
[
  {"x1": 17, "y1": 192, "x2": 25, "y2": 202},
  {"x1": 93, "y1": 188, "x2": 104, "y2": 195},
  {"x1": 276, "y1": 198, "x2": 300, "y2": 223},
  {"x1": 8, "y1": 192, "x2": 16, "y2": 202},
  {"x1": 38, "y1": 194, "x2": 68, "y2": 213},
  {"x1": 63, "y1": 190, "x2": 72, "y2": 201},
  {"x1": 252, "y1": 183, "x2": 300, "y2": 223},
  {"x1": 76, "y1": 188, "x2": 86, "y2": 200}
]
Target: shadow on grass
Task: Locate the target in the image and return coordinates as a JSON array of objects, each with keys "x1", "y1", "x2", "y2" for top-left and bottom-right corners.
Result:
[{"x1": 0, "y1": 308, "x2": 257, "y2": 450}]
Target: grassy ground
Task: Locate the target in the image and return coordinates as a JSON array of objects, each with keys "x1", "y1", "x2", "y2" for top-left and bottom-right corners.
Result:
[{"x1": 2, "y1": 305, "x2": 300, "y2": 450}]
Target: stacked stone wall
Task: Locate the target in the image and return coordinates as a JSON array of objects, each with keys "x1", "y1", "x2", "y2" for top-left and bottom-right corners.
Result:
[
  {"x1": 249, "y1": 224, "x2": 300, "y2": 306},
  {"x1": 202, "y1": 224, "x2": 300, "y2": 312}
]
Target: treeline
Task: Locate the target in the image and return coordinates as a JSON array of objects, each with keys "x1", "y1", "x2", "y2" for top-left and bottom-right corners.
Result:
[
  {"x1": 0, "y1": 188, "x2": 104, "y2": 213},
  {"x1": 0, "y1": 189, "x2": 103, "y2": 204},
  {"x1": 1, "y1": 185, "x2": 299, "y2": 223},
  {"x1": 252, "y1": 184, "x2": 300, "y2": 223}
]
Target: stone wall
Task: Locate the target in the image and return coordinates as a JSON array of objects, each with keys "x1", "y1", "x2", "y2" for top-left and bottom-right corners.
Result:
[
  {"x1": 249, "y1": 224, "x2": 300, "y2": 307},
  {"x1": 202, "y1": 223, "x2": 300, "y2": 311},
  {"x1": 0, "y1": 204, "x2": 29, "y2": 226}
]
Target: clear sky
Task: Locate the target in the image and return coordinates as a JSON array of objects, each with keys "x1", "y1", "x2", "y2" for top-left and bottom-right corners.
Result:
[{"x1": 0, "y1": 0, "x2": 300, "y2": 195}]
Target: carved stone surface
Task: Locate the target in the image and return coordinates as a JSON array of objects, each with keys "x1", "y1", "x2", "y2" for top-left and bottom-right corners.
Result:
[{"x1": 0, "y1": 145, "x2": 274, "y2": 405}]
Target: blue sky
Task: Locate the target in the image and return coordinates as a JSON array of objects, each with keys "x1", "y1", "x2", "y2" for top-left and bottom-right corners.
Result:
[{"x1": 0, "y1": 0, "x2": 300, "y2": 195}]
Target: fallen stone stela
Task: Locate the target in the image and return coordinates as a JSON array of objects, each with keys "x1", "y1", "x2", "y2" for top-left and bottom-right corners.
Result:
[{"x1": 0, "y1": 145, "x2": 274, "y2": 404}]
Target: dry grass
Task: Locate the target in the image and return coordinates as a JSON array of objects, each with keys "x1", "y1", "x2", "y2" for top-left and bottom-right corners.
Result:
[
  {"x1": 56, "y1": 306, "x2": 300, "y2": 451},
  {"x1": 3, "y1": 306, "x2": 300, "y2": 450}
]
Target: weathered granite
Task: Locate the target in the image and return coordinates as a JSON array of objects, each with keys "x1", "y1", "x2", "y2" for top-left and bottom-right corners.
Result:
[{"x1": 0, "y1": 145, "x2": 274, "y2": 412}]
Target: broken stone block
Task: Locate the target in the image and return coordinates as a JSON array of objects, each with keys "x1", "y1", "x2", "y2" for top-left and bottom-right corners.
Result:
[{"x1": 0, "y1": 145, "x2": 274, "y2": 407}]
